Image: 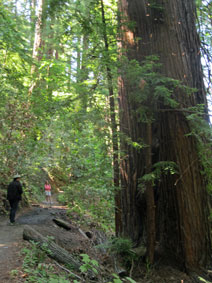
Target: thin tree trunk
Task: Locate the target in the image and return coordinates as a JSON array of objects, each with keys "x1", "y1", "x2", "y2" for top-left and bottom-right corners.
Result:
[
  {"x1": 76, "y1": 33, "x2": 89, "y2": 110},
  {"x1": 29, "y1": 0, "x2": 44, "y2": 95},
  {"x1": 100, "y1": 0, "x2": 121, "y2": 236},
  {"x1": 29, "y1": 0, "x2": 36, "y2": 46},
  {"x1": 80, "y1": 33, "x2": 89, "y2": 109},
  {"x1": 76, "y1": 35, "x2": 81, "y2": 83},
  {"x1": 32, "y1": 0, "x2": 44, "y2": 63},
  {"x1": 145, "y1": 122, "x2": 155, "y2": 264}
]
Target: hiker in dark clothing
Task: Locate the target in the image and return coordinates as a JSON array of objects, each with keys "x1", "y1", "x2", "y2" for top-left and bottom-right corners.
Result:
[{"x1": 7, "y1": 174, "x2": 23, "y2": 224}]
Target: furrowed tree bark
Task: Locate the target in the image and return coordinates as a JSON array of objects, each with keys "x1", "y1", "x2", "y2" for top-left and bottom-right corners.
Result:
[
  {"x1": 100, "y1": 0, "x2": 121, "y2": 236},
  {"x1": 145, "y1": 122, "x2": 155, "y2": 264},
  {"x1": 118, "y1": 0, "x2": 211, "y2": 270}
]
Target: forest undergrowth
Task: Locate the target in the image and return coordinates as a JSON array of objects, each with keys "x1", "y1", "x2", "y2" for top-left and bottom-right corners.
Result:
[{"x1": 0, "y1": 175, "x2": 209, "y2": 283}]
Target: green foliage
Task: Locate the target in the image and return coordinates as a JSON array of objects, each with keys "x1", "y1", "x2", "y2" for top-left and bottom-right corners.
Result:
[
  {"x1": 48, "y1": 118, "x2": 115, "y2": 230},
  {"x1": 22, "y1": 241, "x2": 47, "y2": 268},
  {"x1": 65, "y1": 179, "x2": 115, "y2": 231},
  {"x1": 20, "y1": 241, "x2": 137, "y2": 283},
  {"x1": 108, "y1": 273, "x2": 137, "y2": 283},
  {"x1": 119, "y1": 56, "x2": 187, "y2": 123},
  {"x1": 138, "y1": 161, "x2": 178, "y2": 188},
  {"x1": 145, "y1": 258, "x2": 151, "y2": 274},
  {"x1": 0, "y1": 3, "x2": 31, "y2": 61},
  {"x1": 107, "y1": 237, "x2": 133, "y2": 255},
  {"x1": 108, "y1": 274, "x2": 123, "y2": 283},
  {"x1": 25, "y1": 185, "x2": 44, "y2": 203},
  {"x1": 104, "y1": 237, "x2": 138, "y2": 269},
  {"x1": 0, "y1": 0, "x2": 118, "y2": 188},
  {"x1": 147, "y1": 0, "x2": 164, "y2": 11},
  {"x1": 21, "y1": 241, "x2": 71, "y2": 282},
  {"x1": 196, "y1": 0, "x2": 212, "y2": 91},
  {"x1": 77, "y1": 254, "x2": 137, "y2": 283},
  {"x1": 198, "y1": 277, "x2": 211, "y2": 283},
  {"x1": 185, "y1": 106, "x2": 212, "y2": 195},
  {"x1": 79, "y1": 253, "x2": 98, "y2": 275},
  {"x1": 125, "y1": 135, "x2": 147, "y2": 149},
  {"x1": 10, "y1": 269, "x2": 19, "y2": 277},
  {"x1": 0, "y1": 2, "x2": 211, "y2": 272}
]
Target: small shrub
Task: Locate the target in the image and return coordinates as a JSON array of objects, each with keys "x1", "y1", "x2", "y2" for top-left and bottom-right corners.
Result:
[
  {"x1": 105, "y1": 237, "x2": 138, "y2": 268},
  {"x1": 21, "y1": 241, "x2": 71, "y2": 282}
]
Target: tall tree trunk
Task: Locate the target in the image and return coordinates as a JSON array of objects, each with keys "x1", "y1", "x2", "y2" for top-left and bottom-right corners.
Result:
[
  {"x1": 32, "y1": 0, "x2": 44, "y2": 63},
  {"x1": 29, "y1": 0, "x2": 44, "y2": 95},
  {"x1": 76, "y1": 33, "x2": 89, "y2": 110},
  {"x1": 100, "y1": 0, "x2": 121, "y2": 236},
  {"x1": 76, "y1": 35, "x2": 82, "y2": 83},
  {"x1": 80, "y1": 33, "x2": 89, "y2": 109},
  {"x1": 29, "y1": 0, "x2": 36, "y2": 46},
  {"x1": 145, "y1": 122, "x2": 155, "y2": 264},
  {"x1": 118, "y1": 0, "x2": 211, "y2": 270}
]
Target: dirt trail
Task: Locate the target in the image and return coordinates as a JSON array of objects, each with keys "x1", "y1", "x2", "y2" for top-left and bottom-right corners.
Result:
[
  {"x1": 0, "y1": 201, "x2": 203, "y2": 283},
  {"x1": 0, "y1": 216, "x2": 24, "y2": 282},
  {"x1": 0, "y1": 199, "x2": 68, "y2": 282}
]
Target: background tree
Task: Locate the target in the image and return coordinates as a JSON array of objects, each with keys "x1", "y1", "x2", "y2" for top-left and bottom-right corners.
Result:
[
  {"x1": 100, "y1": 0, "x2": 121, "y2": 235},
  {"x1": 0, "y1": 0, "x2": 119, "y2": 227},
  {"x1": 197, "y1": 0, "x2": 212, "y2": 94}
]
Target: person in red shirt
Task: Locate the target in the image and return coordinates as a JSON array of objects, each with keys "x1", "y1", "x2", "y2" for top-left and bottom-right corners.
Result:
[{"x1": 44, "y1": 180, "x2": 52, "y2": 206}]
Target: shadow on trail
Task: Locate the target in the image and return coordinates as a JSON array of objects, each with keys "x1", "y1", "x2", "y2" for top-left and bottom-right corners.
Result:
[
  {"x1": 16, "y1": 204, "x2": 68, "y2": 226},
  {"x1": 0, "y1": 203, "x2": 72, "y2": 282}
]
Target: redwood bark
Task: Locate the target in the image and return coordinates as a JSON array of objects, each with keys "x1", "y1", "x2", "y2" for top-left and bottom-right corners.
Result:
[
  {"x1": 118, "y1": 0, "x2": 211, "y2": 270},
  {"x1": 145, "y1": 122, "x2": 155, "y2": 264}
]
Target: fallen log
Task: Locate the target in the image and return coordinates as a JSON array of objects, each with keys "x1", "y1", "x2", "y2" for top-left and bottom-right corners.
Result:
[
  {"x1": 23, "y1": 225, "x2": 96, "y2": 279},
  {"x1": 52, "y1": 218, "x2": 72, "y2": 230},
  {"x1": 23, "y1": 225, "x2": 80, "y2": 270}
]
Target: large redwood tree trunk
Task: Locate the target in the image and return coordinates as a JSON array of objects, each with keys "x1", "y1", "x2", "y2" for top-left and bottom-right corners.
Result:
[{"x1": 118, "y1": 0, "x2": 211, "y2": 270}]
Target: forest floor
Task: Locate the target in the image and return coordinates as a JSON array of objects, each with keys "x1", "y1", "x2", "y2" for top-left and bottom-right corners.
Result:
[
  {"x1": 0, "y1": 198, "x2": 72, "y2": 282},
  {"x1": 0, "y1": 197, "x2": 209, "y2": 283}
]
